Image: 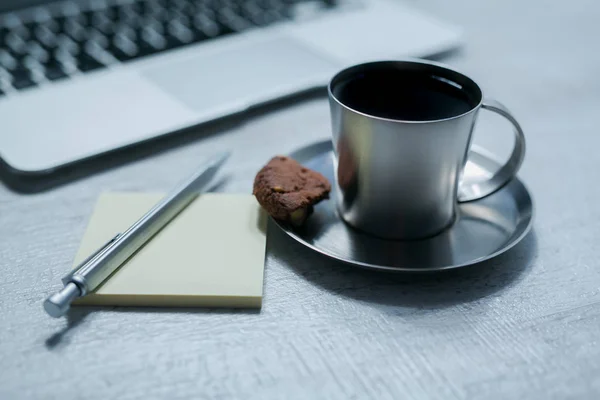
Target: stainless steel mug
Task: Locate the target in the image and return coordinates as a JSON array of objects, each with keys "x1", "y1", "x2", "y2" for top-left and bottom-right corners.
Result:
[{"x1": 328, "y1": 60, "x2": 525, "y2": 239}]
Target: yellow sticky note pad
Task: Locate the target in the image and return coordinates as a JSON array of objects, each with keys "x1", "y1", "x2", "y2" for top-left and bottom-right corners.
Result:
[{"x1": 73, "y1": 193, "x2": 267, "y2": 308}]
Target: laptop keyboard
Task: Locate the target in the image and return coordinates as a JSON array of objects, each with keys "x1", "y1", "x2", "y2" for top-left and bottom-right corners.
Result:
[{"x1": 0, "y1": 0, "x2": 341, "y2": 94}]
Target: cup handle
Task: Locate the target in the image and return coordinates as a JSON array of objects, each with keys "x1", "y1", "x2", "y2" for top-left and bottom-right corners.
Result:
[{"x1": 458, "y1": 98, "x2": 526, "y2": 202}]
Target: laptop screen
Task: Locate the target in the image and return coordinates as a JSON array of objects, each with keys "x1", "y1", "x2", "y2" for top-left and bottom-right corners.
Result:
[{"x1": 0, "y1": 0, "x2": 58, "y2": 13}]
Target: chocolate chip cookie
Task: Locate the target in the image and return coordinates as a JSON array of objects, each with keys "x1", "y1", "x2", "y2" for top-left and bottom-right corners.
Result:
[{"x1": 253, "y1": 156, "x2": 331, "y2": 226}]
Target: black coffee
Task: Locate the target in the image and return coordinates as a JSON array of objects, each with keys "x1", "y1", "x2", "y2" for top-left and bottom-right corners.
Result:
[{"x1": 332, "y1": 67, "x2": 478, "y2": 121}]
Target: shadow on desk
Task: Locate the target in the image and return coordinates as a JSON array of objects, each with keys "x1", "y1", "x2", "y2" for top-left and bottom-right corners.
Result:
[
  {"x1": 269, "y1": 223, "x2": 538, "y2": 310},
  {"x1": 45, "y1": 308, "x2": 94, "y2": 350},
  {"x1": 45, "y1": 305, "x2": 259, "y2": 350}
]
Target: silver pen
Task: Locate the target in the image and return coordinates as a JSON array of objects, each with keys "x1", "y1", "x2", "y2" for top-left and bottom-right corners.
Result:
[{"x1": 43, "y1": 152, "x2": 230, "y2": 318}]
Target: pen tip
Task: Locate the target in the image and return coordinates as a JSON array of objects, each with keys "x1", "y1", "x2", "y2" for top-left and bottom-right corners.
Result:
[
  {"x1": 43, "y1": 283, "x2": 81, "y2": 318},
  {"x1": 44, "y1": 298, "x2": 66, "y2": 318}
]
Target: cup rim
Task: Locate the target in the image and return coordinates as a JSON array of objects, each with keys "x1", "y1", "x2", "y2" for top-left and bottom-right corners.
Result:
[{"x1": 328, "y1": 59, "x2": 484, "y2": 124}]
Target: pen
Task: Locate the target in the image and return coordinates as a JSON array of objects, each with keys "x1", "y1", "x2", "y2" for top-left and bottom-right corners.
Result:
[{"x1": 43, "y1": 152, "x2": 230, "y2": 318}]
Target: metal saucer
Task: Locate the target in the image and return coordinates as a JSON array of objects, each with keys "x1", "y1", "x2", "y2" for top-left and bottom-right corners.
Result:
[{"x1": 274, "y1": 140, "x2": 534, "y2": 272}]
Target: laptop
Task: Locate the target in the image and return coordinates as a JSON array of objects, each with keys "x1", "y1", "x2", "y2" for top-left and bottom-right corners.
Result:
[{"x1": 0, "y1": 0, "x2": 461, "y2": 176}]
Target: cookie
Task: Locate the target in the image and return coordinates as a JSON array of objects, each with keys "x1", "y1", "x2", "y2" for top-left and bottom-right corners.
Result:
[{"x1": 253, "y1": 156, "x2": 331, "y2": 226}]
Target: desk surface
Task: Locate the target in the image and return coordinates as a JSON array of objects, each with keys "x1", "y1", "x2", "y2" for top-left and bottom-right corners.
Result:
[{"x1": 2, "y1": 1, "x2": 599, "y2": 399}]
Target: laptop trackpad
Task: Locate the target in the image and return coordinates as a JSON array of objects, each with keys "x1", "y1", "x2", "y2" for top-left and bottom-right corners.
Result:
[{"x1": 142, "y1": 36, "x2": 337, "y2": 115}]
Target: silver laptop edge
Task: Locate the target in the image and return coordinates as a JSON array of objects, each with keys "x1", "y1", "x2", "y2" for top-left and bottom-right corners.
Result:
[{"x1": 0, "y1": 0, "x2": 462, "y2": 174}]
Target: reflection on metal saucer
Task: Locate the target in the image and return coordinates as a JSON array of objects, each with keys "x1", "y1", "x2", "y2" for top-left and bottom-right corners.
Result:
[{"x1": 273, "y1": 140, "x2": 534, "y2": 272}]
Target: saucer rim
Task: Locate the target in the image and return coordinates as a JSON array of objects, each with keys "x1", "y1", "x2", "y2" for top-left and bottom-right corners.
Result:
[{"x1": 274, "y1": 139, "x2": 535, "y2": 273}]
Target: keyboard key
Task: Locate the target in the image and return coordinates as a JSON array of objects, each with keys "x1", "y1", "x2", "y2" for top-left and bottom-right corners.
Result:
[
  {"x1": 114, "y1": 25, "x2": 137, "y2": 42},
  {"x1": 87, "y1": 29, "x2": 109, "y2": 49},
  {"x1": 40, "y1": 18, "x2": 61, "y2": 34},
  {"x1": 128, "y1": 1, "x2": 144, "y2": 14},
  {"x1": 109, "y1": 34, "x2": 138, "y2": 61},
  {"x1": 119, "y1": 3, "x2": 139, "y2": 16},
  {"x1": 166, "y1": 20, "x2": 194, "y2": 44},
  {"x1": 0, "y1": 50, "x2": 18, "y2": 71},
  {"x1": 241, "y1": 1, "x2": 263, "y2": 17},
  {"x1": 103, "y1": 5, "x2": 119, "y2": 21},
  {"x1": 82, "y1": 10, "x2": 95, "y2": 25},
  {"x1": 0, "y1": 68, "x2": 10, "y2": 93},
  {"x1": 194, "y1": 5, "x2": 216, "y2": 20},
  {"x1": 77, "y1": 51, "x2": 104, "y2": 72},
  {"x1": 144, "y1": 18, "x2": 165, "y2": 35},
  {"x1": 257, "y1": 0, "x2": 285, "y2": 9},
  {"x1": 174, "y1": 0, "x2": 195, "y2": 15},
  {"x1": 59, "y1": 57, "x2": 78, "y2": 75},
  {"x1": 7, "y1": 51, "x2": 29, "y2": 69},
  {"x1": 2, "y1": 13, "x2": 22, "y2": 29},
  {"x1": 12, "y1": 24, "x2": 31, "y2": 41},
  {"x1": 92, "y1": 12, "x2": 115, "y2": 35},
  {"x1": 168, "y1": 8, "x2": 190, "y2": 23},
  {"x1": 89, "y1": 0, "x2": 109, "y2": 11},
  {"x1": 249, "y1": 9, "x2": 285, "y2": 26},
  {"x1": 44, "y1": 59, "x2": 68, "y2": 81},
  {"x1": 11, "y1": 68, "x2": 36, "y2": 90},
  {"x1": 173, "y1": 0, "x2": 191, "y2": 8},
  {"x1": 217, "y1": 9, "x2": 253, "y2": 33},
  {"x1": 56, "y1": 34, "x2": 79, "y2": 55},
  {"x1": 118, "y1": 5, "x2": 142, "y2": 27},
  {"x1": 63, "y1": 18, "x2": 87, "y2": 43},
  {"x1": 84, "y1": 39, "x2": 107, "y2": 58},
  {"x1": 137, "y1": 27, "x2": 166, "y2": 57},
  {"x1": 22, "y1": 54, "x2": 37, "y2": 66},
  {"x1": 0, "y1": 0, "x2": 340, "y2": 73},
  {"x1": 34, "y1": 24, "x2": 58, "y2": 48},
  {"x1": 6, "y1": 31, "x2": 28, "y2": 54},
  {"x1": 144, "y1": 2, "x2": 168, "y2": 19},
  {"x1": 26, "y1": 42, "x2": 49, "y2": 64},
  {"x1": 155, "y1": 0, "x2": 173, "y2": 7},
  {"x1": 32, "y1": 7, "x2": 51, "y2": 23}
]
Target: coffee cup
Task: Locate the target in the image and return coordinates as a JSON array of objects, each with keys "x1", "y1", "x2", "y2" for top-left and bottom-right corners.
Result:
[{"x1": 328, "y1": 60, "x2": 525, "y2": 239}]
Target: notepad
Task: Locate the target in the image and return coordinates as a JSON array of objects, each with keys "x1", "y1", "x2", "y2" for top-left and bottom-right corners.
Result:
[{"x1": 72, "y1": 192, "x2": 267, "y2": 308}]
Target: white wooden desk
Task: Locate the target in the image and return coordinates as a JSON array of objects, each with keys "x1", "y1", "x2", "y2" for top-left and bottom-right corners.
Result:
[{"x1": 1, "y1": 1, "x2": 599, "y2": 398}]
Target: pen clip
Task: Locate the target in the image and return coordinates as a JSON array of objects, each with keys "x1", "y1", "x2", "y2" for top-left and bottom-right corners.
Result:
[{"x1": 61, "y1": 233, "x2": 121, "y2": 286}]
